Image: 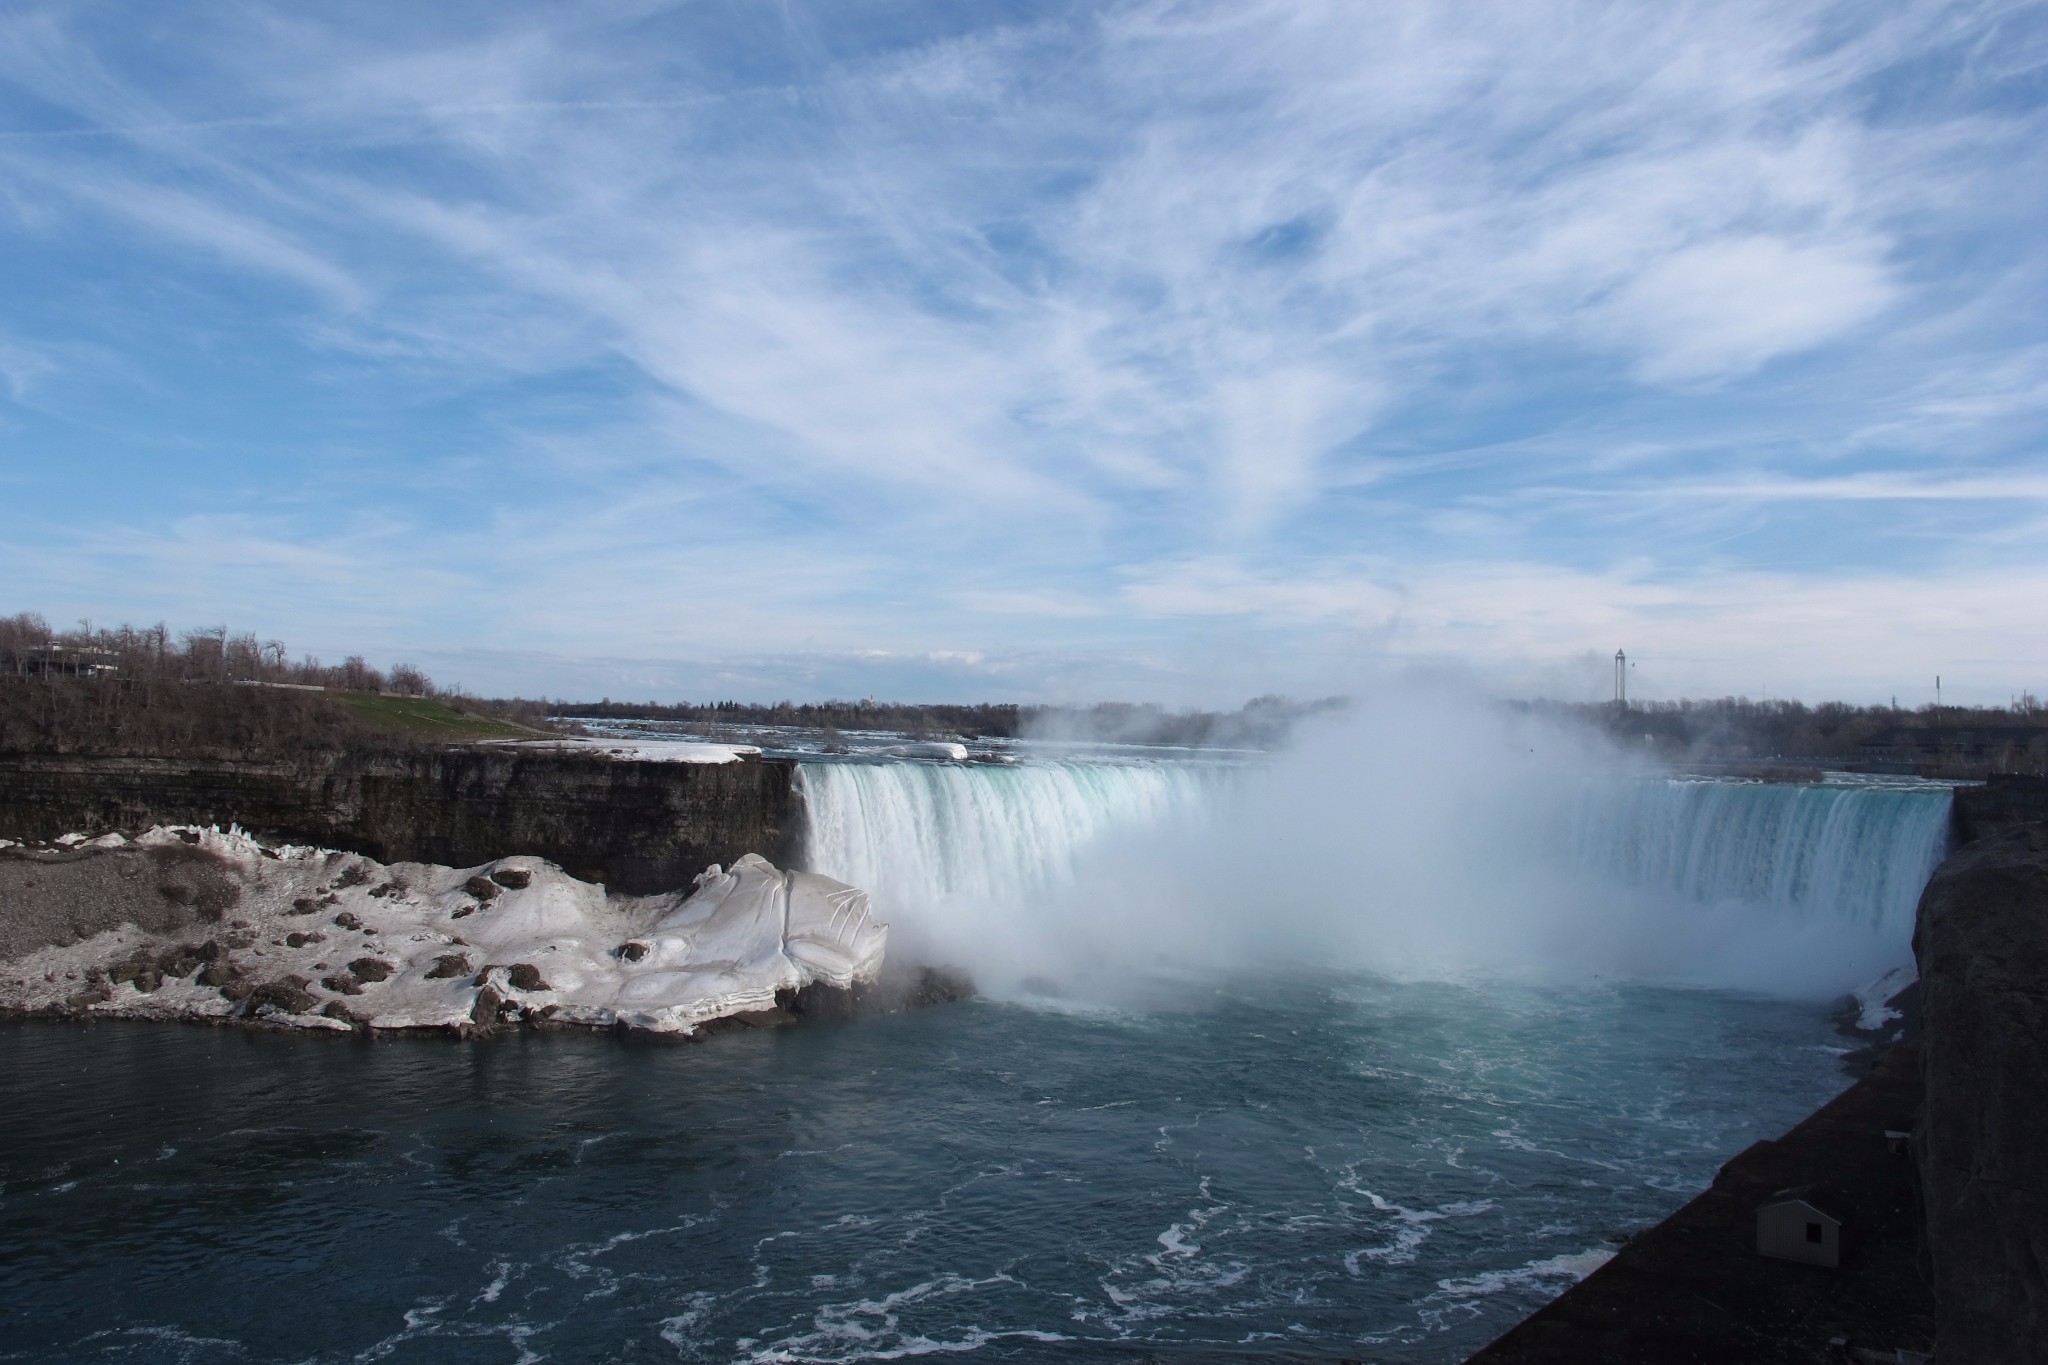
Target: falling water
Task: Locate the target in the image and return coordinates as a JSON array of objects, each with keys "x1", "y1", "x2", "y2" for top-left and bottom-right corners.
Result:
[
  {"x1": 797, "y1": 759, "x2": 1953, "y2": 992},
  {"x1": 795, "y1": 760, "x2": 1231, "y2": 914},
  {"x1": 1560, "y1": 778, "x2": 1952, "y2": 935}
]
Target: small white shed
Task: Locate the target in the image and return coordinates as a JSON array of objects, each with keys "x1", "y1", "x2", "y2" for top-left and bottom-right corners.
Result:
[{"x1": 1757, "y1": 1195, "x2": 1842, "y2": 1268}]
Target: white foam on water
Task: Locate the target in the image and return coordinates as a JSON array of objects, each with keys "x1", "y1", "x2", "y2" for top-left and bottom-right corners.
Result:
[{"x1": 1432, "y1": 1247, "x2": 1615, "y2": 1299}]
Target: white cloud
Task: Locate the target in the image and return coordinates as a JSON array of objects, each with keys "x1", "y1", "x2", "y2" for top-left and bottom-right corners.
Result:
[
  {"x1": 1608, "y1": 236, "x2": 1896, "y2": 383},
  {"x1": 0, "y1": 0, "x2": 2042, "y2": 703}
]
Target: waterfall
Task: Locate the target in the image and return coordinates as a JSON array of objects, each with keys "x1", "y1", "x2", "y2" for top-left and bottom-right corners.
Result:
[
  {"x1": 795, "y1": 758, "x2": 1954, "y2": 993},
  {"x1": 1560, "y1": 779, "x2": 1952, "y2": 937},
  {"x1": 796, "y1": 760, "x2": 1234, "y2": 917}
]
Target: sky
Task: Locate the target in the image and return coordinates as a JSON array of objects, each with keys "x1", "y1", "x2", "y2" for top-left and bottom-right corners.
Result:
[{"x1": 1, "y1": 0, "x2": 2045, "y2": 707}]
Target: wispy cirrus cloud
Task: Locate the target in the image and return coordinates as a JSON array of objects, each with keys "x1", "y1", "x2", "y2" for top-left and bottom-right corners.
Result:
[{"x1": 0, "y1": 0, "x2": 2043, "y2": 702}]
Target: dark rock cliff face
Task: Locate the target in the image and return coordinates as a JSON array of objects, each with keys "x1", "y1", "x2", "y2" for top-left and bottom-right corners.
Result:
[
  {"x1": 1951, "y1": 772, "x2": 2048, "y2": 843},
  {"x1": 1914, "y1": 821, "x2": 2048, "y2": 1364},
  {"x1": 0, "y1": 751, "x2": 796, "y2": 894}
]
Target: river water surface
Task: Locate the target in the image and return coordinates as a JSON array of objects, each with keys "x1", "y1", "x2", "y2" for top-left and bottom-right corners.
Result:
[{"x1": 3, "y1": 973, "x2": 1846, "y2": 1363}]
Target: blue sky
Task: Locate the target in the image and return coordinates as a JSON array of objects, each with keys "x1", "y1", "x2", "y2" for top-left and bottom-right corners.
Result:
[{"x1": 2, "y1": 0, "x2": 2045, "y2": 705}]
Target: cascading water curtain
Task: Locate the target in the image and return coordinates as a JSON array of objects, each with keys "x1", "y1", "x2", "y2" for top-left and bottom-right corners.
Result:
[
  {"x1": 796, "y1": 761, "x2": 1233, "y2": 917},
  {"x1": 1562, "y1": 779, "x2": 1951, "y2": 933}
]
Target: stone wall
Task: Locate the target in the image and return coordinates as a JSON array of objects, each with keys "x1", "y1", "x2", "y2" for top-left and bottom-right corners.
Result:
[{"x1": 0, "y1": 750, "x2": 797, "y2": 894}]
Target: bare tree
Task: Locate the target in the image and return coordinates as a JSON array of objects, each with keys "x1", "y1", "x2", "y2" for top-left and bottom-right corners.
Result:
[{"x1": 388, "y1": 663, "x2": 431, "y2": 697}]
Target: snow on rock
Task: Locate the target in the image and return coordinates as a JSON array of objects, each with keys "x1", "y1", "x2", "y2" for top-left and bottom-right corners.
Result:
[
  {"x1": 0, "y1": 827, "x2": 885, "y2": 1037},
  {"x1": 876, "y1": 742, "x2": 970, "y2": 761},
  {"x1": 483, "y1": 738, "x2": 762, "y2": 764},
  {"x1": 1851, "y1": 963, "x2": 1919, "y2": 1032}
]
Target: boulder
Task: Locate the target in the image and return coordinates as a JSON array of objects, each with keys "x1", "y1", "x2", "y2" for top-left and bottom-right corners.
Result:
[
  {"x1": 504, "y1": 963, "x2": 550, "y2": 992},
  {"x1": 489, "y1": 867, "x2": 532, "y2": 890},
  {"x1": 470, "y1": 984, "x2": 510, "y2": 1029},
  {"x1": 463, "y1": 875, "x2": 501, "y2": 900},
  {"x1": 244, "y1": 978, "x2": 317, "y2": 1015},
  {"x1": 347, "y1": 957, "x2": 394, "y2": 983},
  {"x1": 425, "y1": 953, "x2": 473, "y2": 980}
]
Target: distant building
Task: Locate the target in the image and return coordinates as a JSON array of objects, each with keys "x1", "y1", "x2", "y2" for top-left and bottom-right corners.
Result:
[
  {"x1": 2, "y1": 643, "x2": 120, "y2": 678},
  {"x1": 1758, "y1": 1193, "x2": 1842, "y2": 1268}
]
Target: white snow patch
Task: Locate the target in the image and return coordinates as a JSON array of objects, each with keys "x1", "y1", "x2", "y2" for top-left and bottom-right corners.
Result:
[
  {"x1": 0, "y1": 827, "x2": 886, "y2": 1036},
  {"x1": 484, "y1": 738, "x2": 760, "y2": 764},
  {"x1": 1852, "y1": 963, "x2": 1918, "y2": 1031},
  {"x1": 876, "y1": 742, "x2": 970, "y2": 761}
]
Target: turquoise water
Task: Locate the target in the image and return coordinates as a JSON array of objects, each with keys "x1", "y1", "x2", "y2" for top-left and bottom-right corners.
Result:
[
  {"x1": 1, "y1": 974, "x2": 1848, "y2": 1363},
  {"x1": 0, "y1": 768, "x2": 1952, "y2": 1360}
]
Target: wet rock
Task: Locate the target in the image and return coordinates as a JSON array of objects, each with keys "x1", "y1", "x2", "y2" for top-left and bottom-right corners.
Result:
[
  {"x1": 504, "y1": 963, "x2": 551, "y2": 992},
  {"x1": 320, "y1": 1001, "x2": 363, "y2": 1027},
  {"x1": 425, "y1": 953, "x2": 473, "y2": 980},
  {"x1": 347, "y1": 957, "x2": 394, "y2": 983},
  {"x1": 617, "y1": 940, "x2": 650, "y2": 963},
  {"x1": 469, "y1": 984, "x2": 510, "y2": 1029},
  {"x1": 196, "y1": 961, "x2": 237, "y2": 989},
  {"x1": 489, "y1": 867, "x2": 531, "y2": 890},
  {"x1": 133, "y1": 966, "x2": 163, "y2": 993},
  {"x1": 463, "y1": 875, "x2": 501, "y2": 901},
  {"x1": 64, "y1": 985, "x2": 111, "y2": 1009}
]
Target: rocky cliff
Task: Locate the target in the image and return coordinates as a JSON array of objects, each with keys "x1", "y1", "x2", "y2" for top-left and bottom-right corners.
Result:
[
  {"x1": 1914, "y1": 820, "x2": 2048, "y2": 1363},
  {"x1": 1952, "y1": 772, "x2": 2048, "y2": 843},
  {"x1": 0, "y1": 750, "x2": 796, "y2": 894}
]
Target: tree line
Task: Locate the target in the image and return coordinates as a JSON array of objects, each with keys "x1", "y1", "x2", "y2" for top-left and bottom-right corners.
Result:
[
  {"x1": 554, "y1": 694, "x2": 1348, "y2": 749},
  {"x1": 8, "y1": 608, "x2": 2039, "y2": 771},
  {"x1": 1528, "y1": 694, "x2": 2048, "y2": 773},
  {"x1": 0, "y1": 613, "x2": 546, "y2": 757}
]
